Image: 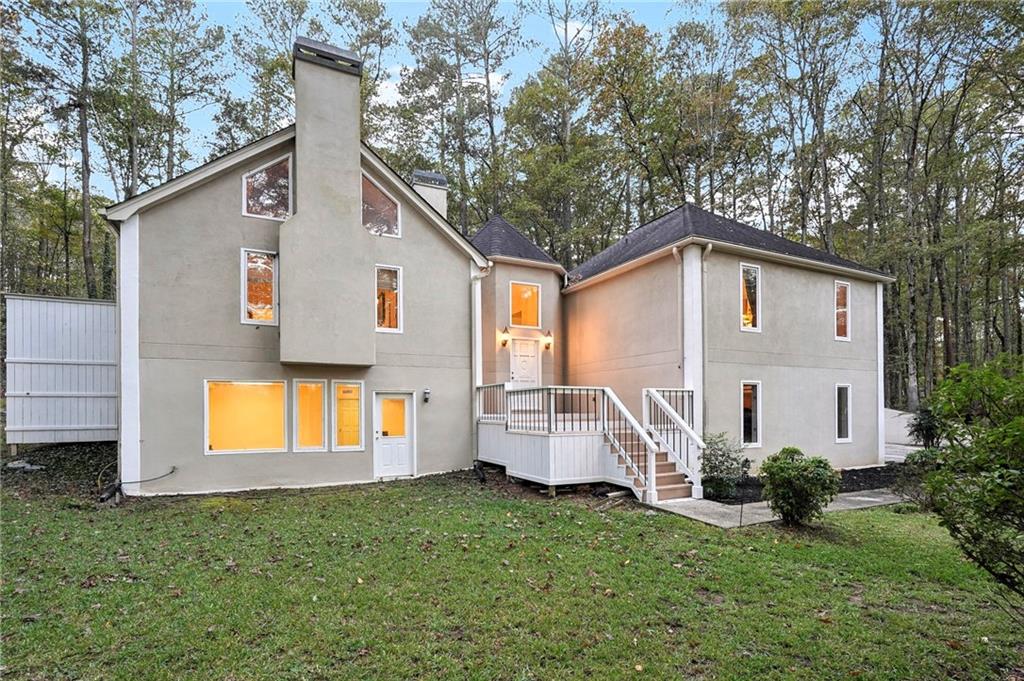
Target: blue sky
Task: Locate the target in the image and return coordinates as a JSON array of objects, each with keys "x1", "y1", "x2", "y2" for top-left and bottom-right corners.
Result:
[{"x1": 169, "y1": 1, "x2": 711, "y2": 190}]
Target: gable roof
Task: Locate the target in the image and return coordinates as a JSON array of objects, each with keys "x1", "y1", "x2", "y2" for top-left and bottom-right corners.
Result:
[
  {"x1": 102, "y1": 126, "x2": 488, "y2": 268},
  {"x1": 471, "y1": 216, "x2": 563, "y2": 271},
  {"x1": 569, "y1": 203, "x2": 891, "y2": 285}
]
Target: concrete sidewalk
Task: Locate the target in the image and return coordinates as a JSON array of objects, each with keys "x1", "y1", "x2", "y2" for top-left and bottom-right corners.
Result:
[{"x1": 652, "y1": 488, "x2": 902, "y2": 528}]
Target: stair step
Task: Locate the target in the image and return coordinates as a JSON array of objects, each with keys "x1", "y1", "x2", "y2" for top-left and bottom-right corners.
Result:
[
  {"x1": 656, "y1": 461, "x2": 676, "y2": 474},
  {"x1": 658, "y1": 483, "x2": 693, "y2": 500},
  {"x1": 656, "y1": 472, "x2": 688, "y2": 486}
]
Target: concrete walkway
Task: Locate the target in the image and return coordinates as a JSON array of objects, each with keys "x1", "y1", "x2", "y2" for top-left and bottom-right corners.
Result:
[{"x1": 653, "y1": 488, "x2": 902, "y2": 529}]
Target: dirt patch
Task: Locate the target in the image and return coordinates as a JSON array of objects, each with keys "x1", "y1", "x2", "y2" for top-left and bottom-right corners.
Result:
[
  {"x1": 471, "y1": 463, "x2": 644, "y2": 512},
  {"x1": 2, "y1": 442, "x2": 117, "y2": 500}
]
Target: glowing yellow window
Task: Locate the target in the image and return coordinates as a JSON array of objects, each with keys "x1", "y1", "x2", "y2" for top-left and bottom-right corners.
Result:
[
  {"x1": 510, "y1": 282, "x2": 540, "y2": 328},
  {"x1": 741, "y1": 264, "x2": 760, "y2": 330},
  {"x1": 376, "y1": 267, "x2": 401, "y2": 331},
  {"x1": 295, "y1": 381, "x2": 325, "y2": 450},
  {"x1": 335, "y1": 383, "x2": 362, "y2": 449},
  {"x1": 206, "y1": 381, "x2": 285, "y2": 452},
  {"x1": 243, "y1": 250, "x2": 277, "y2": 324},
  {"x1": 381, "y1": 398, "x2": 406, "y2": 437}
]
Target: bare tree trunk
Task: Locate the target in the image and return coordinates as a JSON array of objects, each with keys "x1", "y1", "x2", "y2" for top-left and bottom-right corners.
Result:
[{"x1": 77, "y1": 7, "x2": 97, "y2": 298}]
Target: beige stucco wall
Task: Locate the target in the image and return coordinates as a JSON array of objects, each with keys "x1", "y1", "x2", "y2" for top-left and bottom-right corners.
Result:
[
  {"x1": 563, "y1": 254, "x2": 682, "y2": 413},
  {"x1": 133, "y1": 141, "x2": 476, "y2": 494},
  {"x1": 480, "y1": 262, "x2": 563, "y2": 387},
  {"x1": 280, "y1": 58, "x2": 375, "y2": 365},
  {"x1": 702, "y1": 251, "x2": 880, "y2": 469}
]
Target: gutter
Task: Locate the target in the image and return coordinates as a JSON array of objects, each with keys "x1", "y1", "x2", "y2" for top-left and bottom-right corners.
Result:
[{"x1": 564, "y1": 236, "x2": 895, "y2": 294}]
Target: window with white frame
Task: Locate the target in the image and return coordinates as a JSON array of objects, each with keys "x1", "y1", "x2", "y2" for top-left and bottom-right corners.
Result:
[
  {"x1": 835, "y1": 281, "x2": 850, "y2": 340},
  {"x1": 294, "y1": 379, "x2": 327, "y2": 451},
  {"x1": 333, "y1": 381, "x2": 364, "y2": 450},
  {"x1": 509, "y1": 281, "x2": 541, "y2": 328},
  {"x1": 205, "y1": 380, "x2": 286, "y2": 453},
  {"x1": 241, "y1": 249, "x2": 278, "y2": 325},
  {"x1": 740, "y1": 263, "x2": 761, "y2": 331},
  {"x1": 376, "y1": 265, "x2": 402, "y2": 332},
  {"x1": 242, "y1": 155, "x2": 291, "y2": 220},
  {"x1": 362, "y1": 174, "x2": 400, "y2": 237},
  {"x1": 836, "y1": 384, "x2": 852, "y2": 442},
  {"x1": 741, "y1": 381, "x2": 761, "y2": 447}
]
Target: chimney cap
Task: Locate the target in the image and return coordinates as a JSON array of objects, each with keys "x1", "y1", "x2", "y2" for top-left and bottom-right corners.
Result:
[
  {"x1": 293, "y1": 37, "x2": 362, "y2": 76},
  {"x1": 411, "y1": 169, "x2": 448, "y2": 188}
]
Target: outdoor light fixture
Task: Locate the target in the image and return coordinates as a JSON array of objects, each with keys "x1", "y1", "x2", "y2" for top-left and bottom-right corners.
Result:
[
  {"x1": 543, "y1": 330, "x2": 553, "y2": 350},
  {"x1": 423, "y1": 388, "x2": 431, "y2": 403},
  {"x1": 500, "y1": 326, "x2": 511, "y2": 347}
]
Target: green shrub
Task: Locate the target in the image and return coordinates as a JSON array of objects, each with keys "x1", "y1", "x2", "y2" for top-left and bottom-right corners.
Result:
[
  {"x1": 908, "y1": 406, "x2": 943, "y2": 448},
  {"x1": 926, "y1": 355, "x2": 1023, "y2": 615},
  {"x1": 760, "y1": 447, "x2": 840, "y2": 526},
  {"x1": 891, "y1": 448, "x2": 939, "y2": 510},
  {"x1": 700, "y1": 432, "x2": 750, "y2": 499}
]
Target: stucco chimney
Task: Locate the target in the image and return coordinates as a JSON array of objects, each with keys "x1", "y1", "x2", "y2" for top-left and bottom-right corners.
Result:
[
  {"x1": 411, "y1": 170, "x2": 448, "y2": 219},
  {"x1": 280, "y1": 38, "x2": 378, "y2": 365}
]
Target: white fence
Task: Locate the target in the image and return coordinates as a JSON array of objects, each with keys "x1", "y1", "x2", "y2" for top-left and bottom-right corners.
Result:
[{"x1": 4, "y1": 294, "x2": 118, "y2": 445}]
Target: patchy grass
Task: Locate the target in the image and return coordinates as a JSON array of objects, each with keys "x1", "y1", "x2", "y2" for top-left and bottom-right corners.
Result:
[{"x1": 1, "y1": 447, "x2": 1020, "y2": 680}]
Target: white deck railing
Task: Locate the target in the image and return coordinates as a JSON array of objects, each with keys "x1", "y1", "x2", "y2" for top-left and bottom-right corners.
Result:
[
  {"x1": 474, "y1": 384, "x2": 660, "y2": 501},
  {"x1": 642, "y1": 388, "x2": 705, "y2": 499}
]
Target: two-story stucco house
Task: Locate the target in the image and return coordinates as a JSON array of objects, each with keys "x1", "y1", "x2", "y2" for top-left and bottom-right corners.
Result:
[{"x1": 102, "y1": 38, "x2": 892, "y2": 502}]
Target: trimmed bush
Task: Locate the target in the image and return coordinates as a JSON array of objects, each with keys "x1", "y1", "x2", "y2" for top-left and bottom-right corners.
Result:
[
  {"x1": 700, "y1": 432, "x2": 750, "y2": 499},
  {"x1": 908, "y1": 406, "x2": 943, "y2": 448},
  {"x1": 760, "y1": 447, "x2": 840, "y2": 526}
]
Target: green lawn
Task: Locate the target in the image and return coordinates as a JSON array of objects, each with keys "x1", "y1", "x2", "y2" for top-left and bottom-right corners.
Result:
[{"x1": 1, "y1": 447, "x2": 1020, "y2": 680}]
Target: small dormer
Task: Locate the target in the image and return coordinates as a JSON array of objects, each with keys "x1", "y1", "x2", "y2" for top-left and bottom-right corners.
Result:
[{"x1": 471, "y1": 216, "x2": 565, "y2": 388}]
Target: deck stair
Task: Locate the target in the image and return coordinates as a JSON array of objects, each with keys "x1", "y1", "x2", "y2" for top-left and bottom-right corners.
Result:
[{"x1": 474, "y1": 384, "x2": 705, "y2": 503}]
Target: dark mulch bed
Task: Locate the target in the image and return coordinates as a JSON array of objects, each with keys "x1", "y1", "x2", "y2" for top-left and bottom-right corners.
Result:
[
  {"x1": 2, "y1": 442, "x2": 117, "y2": 500},
  {"x1": 708, "y1": 462, "x2": 904, "y2": 505}
]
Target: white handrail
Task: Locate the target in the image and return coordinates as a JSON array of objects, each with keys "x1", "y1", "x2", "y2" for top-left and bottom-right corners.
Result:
[
  {"x1": 603, "y1": 388, "x2": 659, "y2": 452},
  {"x1": 643, "y1": 388, "x2": 704, "y2": 499},
  {"x1": 646, "y1": 389, "x2": 705, "y2": 449}
]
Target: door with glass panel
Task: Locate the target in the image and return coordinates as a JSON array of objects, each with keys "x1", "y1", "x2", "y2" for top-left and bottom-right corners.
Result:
[{"x1": 373, "y1": 392, "x2": 413, "y2": 478}]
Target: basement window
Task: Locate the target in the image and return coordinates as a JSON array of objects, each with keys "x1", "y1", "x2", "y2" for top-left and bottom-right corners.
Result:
[
  {"x1": 362, "y1": 174, "x2": 400, "y2": 237},
  {"x1": 294, "y1": 380, "x2": 327, "y2": 451},
  {"x1": 333, "y1": 381, "x2": 364, "y2": 451},
  {"x1": 835, "y1": 281, "x2": 850, "y2": 340},
  {"x1": 740, "y1": 263, "x2": 761, "y2": 332},
  {"x1": 741, "y1": 381, "x2": 761, "y2": 447},
  {"x1": 241, "y1": 249, "x2": 278, "y2": 325},
  {"x1": 376, "y1": 265, "x2": 402, "y2": 332},
  {"x1": 242, "y1": 154, "x2": 292, "y2": 220},
  {"x1": 510, "y1": 281, "x2": 541, "y2": 328},
  {"x1": 205, "y1": 380, "x2": 286, "y2": 453},
  {"x1": 836, "y1": 384, "x2": 852, "y2": 443}
]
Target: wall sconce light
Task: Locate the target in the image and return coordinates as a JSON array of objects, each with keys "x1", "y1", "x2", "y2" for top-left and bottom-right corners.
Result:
[
  {"x1": 423, "y1": 388, "x2": 431, "y2": 403},
  {"x1": 500, "y1": 326, "x2": 511, "y2": 347},
  {"x1": 543, "y1": 330, "x2": 553, "y2": 350}
]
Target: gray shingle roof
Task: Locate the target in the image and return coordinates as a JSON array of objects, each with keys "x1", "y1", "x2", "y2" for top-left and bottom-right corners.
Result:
[
  {"x1": 471, "y1": 216, "x2": 560, "y2": 266},
  {"x1": 569, "y1": 203, "x2": 886, "y2": 282}
]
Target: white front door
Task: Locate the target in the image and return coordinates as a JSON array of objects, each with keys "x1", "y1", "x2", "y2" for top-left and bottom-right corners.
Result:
[
  {"x1": 374, "y1": 392, "x2": 413, "y2": 478},
  {"x1": 510, "y1": 339, "x2": 540, "y2": 388}
]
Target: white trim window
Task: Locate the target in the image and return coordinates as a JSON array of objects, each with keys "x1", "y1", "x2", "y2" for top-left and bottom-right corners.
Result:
[
  {"x1": 741, "y1": 380, "x2": 762, "y2": 447},
  {"x1": 293, "y1": 379, "x2": 327, "y2": 452},
  {"x1": 204, "y1": 380, "x2": 287, "y2": 454},
  {"x1": 241, "y1": 153, "x2": 292, "y2": 220},
  {"x1": 509, "y1": 280, "x2": 542, "y2": 329},
  {"x1": 332, "y1": 380, "x2": 365, "y2": 451},
  {"x1": 835, "y1": 280, "x2": 851, "y2": 341},
  {"x1": 740, "y1": 263, "x2": 761, "y2": 332},
  {"x1": 375, "y1": 265, "x2": 403, "y2": 333},
  {"x1": 362, "y1": 173, "x2": 401, "y2": 237},
  {"x1": 241, "y1": 248, "x2": 278, "y2": 325},
  {"x1": 836, "y1": 383, "x2": 852, "y2": 443}
]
